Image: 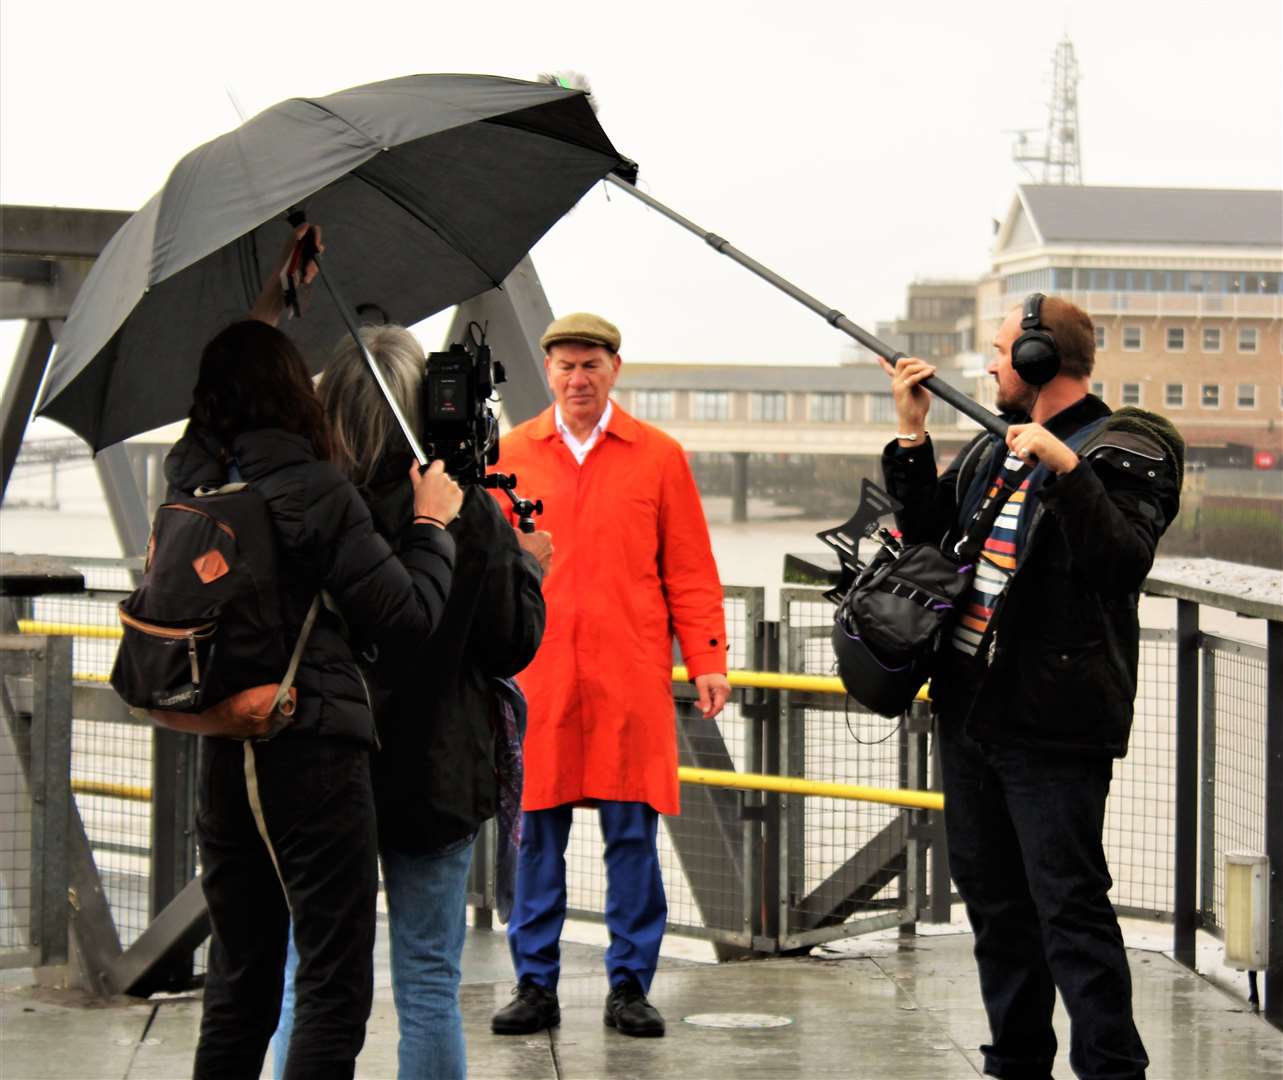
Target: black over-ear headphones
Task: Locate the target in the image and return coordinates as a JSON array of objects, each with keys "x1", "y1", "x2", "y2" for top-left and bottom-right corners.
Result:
[{"x1": 1010, "y1": 292, "x2": 1060, "y2": 386}]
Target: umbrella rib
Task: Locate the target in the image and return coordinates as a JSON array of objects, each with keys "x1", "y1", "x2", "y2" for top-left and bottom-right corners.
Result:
[{"x1": 347, "y1": 170, "x2": 503, "y2": 291}]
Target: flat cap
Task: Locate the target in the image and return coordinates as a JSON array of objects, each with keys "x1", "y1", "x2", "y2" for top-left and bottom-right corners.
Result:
[{"x1": 540, "y1": 312, "x2": 621, "y2": 354}]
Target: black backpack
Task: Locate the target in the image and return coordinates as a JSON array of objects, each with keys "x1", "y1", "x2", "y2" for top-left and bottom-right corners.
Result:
[{"x1": 110, "y1": 483, "x2": 318, "y2": 739}]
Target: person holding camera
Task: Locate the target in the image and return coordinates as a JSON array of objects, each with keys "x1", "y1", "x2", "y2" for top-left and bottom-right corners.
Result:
[
  {"x1": 489, "y1": 312, "x2": 731, "y2": 1040},
  {"x1": 270, "y1": 323, "x2": 548, "y2": 1079},
  {"x1": 180, "y1": 230, "x2": 464, "y2": 1080},
  {"x1": 879, "y1": 294, "x2": 1182, "y2": 1080}
]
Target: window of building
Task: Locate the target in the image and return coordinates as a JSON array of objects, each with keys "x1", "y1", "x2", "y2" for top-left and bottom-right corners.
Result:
[
  {"x1": 1165, "y1": 384, "x2": 1184, "y2": 409},
  {"x1": 633, "y1": 390, "x2": 674, "y2": 421},
  {"x1": 1090, "y1": 381, "x2": 1105, "y2": 399},
  {"x1": 1121, "y1": 382, "x2": 1142, "y2": 406},
  {"x1": 1237, "y1": 384, "x2": 1257, "y2": 409},
  {"x1": 1201, "y1": 384, "x2": 1220, "y2": 409},
  {"x1": 809, "y1": 392, "x2": 845, "y2": 423},
  {"x1": 1238, "y1": 327, "x2": 1259, "y2": 353},
  {"x1": 1202, "y1": 327, "x2": 1221, "y2": 352},
  {"x1": 1166, "y1": 327, "x2": 1185, "y2": 352},
  {"x1": 868, "y1": 394, "x2": 897, "y2": 424},
  {"x1": 749, "y1": 391, "x2": 787, "y2": 422},
  {"x1": 691, "y1": 390, "x2": 730, "y2": 422},
  {"x1": 1122, "y1": 326, "x2": 1142, "y2": 351},
  {"x1": 1094, "y1": 326, "x2": 1106, "y2": 350}
]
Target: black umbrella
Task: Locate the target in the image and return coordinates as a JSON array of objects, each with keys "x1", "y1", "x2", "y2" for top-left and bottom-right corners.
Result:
[{"x1": 36, "y1": 73, "x2": 633, "y2": 451}]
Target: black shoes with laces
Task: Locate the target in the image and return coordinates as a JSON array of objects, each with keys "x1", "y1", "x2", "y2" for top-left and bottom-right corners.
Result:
[
  {"x1": 603, "y1": 978, "x2": 666, "y2": 1037},
  {"x1": 491, "y1": 978, "x2": 561, "y2": 1035}
]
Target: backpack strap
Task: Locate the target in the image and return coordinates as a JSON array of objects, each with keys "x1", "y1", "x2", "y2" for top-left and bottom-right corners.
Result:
[{"x1": 268, "y1": 594, "x2": 322, "y2": 716}]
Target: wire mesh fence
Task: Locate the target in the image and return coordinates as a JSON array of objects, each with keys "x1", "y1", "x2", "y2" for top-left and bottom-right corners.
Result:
[
  {"x1": 4, "y1": 560, "x2": 1277, "y2": 979},
  {"x1": 0, "y1": 650, "x2": 36, "y2": 963},
  {"x1": 780, "y1": 587, "x2": 915, "y2": 944},
  {"x1": 1106, "y1": 628, "x2": 1179, "y2": 918},
  {"x1": 1199, "y1": 635, "x2": 1268, "y2": 935}
]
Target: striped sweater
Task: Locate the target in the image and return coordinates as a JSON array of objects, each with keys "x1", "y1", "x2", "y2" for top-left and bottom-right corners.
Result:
[{"x1": 951, "y1": 452, "x2": 1030, "y2": 657}]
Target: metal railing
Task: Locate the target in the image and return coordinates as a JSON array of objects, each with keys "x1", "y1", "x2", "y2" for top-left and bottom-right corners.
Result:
[{"x1": 2, "y1": 556, "x2": 1280, "y2": 1025}]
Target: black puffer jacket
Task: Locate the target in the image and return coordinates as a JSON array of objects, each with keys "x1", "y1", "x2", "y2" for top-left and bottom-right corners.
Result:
[
  {"x1": 362, "y1": 473, "x2": 546, "y2": 853},
  {"x1": 164, "y1": 426, "x2": 455, "y2": 744},
  {"x1": 882, "y1": 395, "x2": 1183, "y2": 758}
]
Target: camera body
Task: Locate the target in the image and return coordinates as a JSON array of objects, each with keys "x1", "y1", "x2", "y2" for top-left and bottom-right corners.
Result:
[{"x1": 422, "y1": 326, "x2": 506, "y2": 485}]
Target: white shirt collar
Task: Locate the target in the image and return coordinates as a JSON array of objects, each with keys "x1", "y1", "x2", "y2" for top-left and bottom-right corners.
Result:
[{"x1": 554, "y1": 400, "x2": 613, "y2": 465}]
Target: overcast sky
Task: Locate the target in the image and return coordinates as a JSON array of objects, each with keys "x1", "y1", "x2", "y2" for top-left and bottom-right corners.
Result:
[{"x1": 2, "y1": 0, "x2": 1280, "y2": 412}]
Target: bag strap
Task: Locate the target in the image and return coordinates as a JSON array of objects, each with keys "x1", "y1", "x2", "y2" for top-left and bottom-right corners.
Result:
[
  {"x1": 269, "y1": 595, "x2": 322, "y2": 715},
  {"x1": 953, "y1": 459, "x2": 1032, "y2": 564}
]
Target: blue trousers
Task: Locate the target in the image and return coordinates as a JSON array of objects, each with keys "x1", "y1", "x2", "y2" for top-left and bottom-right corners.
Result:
[
  {"x1": 507, "y1": 801, "x2": 666, "y2": 993},
  {"x1": 273, "y1": 836, "x2": 477, "y2": 1080}
]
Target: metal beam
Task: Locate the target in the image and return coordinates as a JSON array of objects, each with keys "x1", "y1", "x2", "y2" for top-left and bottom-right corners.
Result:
[
  {"x1": 1, "y1": 320, "x2": 56, "y2": 502},
  {"x1": 446, "y1": 254, "x2": 553, "y2": 428},
  {"x1": 108, "y1": 877, "x2": 210, "y2": 997},
  {"x1": 670, "y1": 704, "x2": 750, "y2": 949},
  {"x1": 789, "y1": 815, "x2": 908, "y2": 933},
  {"x1": 94, "y1": 444, "x2": 152, "y2": 559},
  {"x1": 0, "y1": 205, "x2": 129, "y2": 260},
  {"x1": 0, "y1": 262, "x2": 91, "y2": 320}
]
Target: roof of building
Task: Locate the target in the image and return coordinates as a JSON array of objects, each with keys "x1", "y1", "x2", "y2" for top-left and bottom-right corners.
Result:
[
  {"x1": 615, "y1": 363, "x2": 904, "y2": 393},
  {"x1": 1013, "y1": 185, "x2": 1283, "y2": 248}
]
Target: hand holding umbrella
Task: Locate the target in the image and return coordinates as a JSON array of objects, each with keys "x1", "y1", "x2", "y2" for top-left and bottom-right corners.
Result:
[{"x1": 250, "y1": 224, "x2": 325, "y2": 326}]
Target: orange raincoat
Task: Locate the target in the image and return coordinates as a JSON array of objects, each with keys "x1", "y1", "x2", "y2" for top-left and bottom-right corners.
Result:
[{"x1": 493, "y1": 404, "x2": 727, "y2": 816}]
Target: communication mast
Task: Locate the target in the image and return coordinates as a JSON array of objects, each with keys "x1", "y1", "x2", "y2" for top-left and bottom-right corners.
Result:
[{"x1": 1011, "y1": 35, "x2": 1083, "y2": 184}]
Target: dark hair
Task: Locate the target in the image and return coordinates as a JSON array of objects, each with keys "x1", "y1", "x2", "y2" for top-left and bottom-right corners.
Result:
[
  {"x1": 190, "y1": 320, "x2": 332, "y2": 459},
  {"x1": 1040, "y1": 296, "x2": 1095, "y2": 379}
]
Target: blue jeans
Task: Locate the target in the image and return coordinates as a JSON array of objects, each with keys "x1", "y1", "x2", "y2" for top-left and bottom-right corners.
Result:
[
  {"x1": 507, "y1": 801, "x2": 666, "y2": 993},
  {"x1": 272, "y1": 835, "x2": 476, "y2": 1080},
  {"x1": 383, "y1": 836, "x2": 476, "y2": 1080}
]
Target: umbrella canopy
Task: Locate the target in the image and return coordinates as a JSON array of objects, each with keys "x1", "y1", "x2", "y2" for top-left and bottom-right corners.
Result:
[{"x1": 37, "y1": 74, "x2": 631, "y2": 450}]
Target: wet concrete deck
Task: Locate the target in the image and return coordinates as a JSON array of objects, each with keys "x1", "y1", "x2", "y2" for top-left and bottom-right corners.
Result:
[{"x1": 3, "y1": 923, "x2": 1280, "y2": 1079}]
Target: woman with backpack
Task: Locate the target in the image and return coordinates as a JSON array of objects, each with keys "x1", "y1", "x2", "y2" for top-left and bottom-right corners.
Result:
[
  {"x1": 174, "y1": 231, "x2": 465, "y2": 1080},
  {"x1": 270, "y1": 322, "x2": 549, "y2": 1079}
]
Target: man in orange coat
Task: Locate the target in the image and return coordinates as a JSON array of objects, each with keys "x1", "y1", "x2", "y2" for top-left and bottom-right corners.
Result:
[{"x1": 490, "y1": 312, "x2": 731, "y2": 1039}]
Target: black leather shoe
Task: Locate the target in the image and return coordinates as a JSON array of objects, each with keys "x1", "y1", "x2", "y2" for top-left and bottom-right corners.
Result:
[
  {"x1": 491, "y1": 978, "x2": 560, "y2": 1034},
  {"x1": 604, "y1": 979, "x2": 665, "y2": 1037}
]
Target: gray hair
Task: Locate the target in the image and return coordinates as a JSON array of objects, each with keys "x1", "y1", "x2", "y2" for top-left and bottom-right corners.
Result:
[{"x1": 319, "y1": 325, "x2": 424, "y2": 487}]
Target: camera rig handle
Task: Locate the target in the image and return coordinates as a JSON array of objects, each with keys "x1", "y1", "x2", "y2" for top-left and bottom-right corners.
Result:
[{"x1": 483, "y1": 472, "x2": 544, "y2": 534}]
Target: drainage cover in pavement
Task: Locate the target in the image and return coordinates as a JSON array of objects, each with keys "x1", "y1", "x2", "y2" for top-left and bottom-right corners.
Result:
[{"x1": 682, "y1": 1013, "x2": 793, "y2": 1028}]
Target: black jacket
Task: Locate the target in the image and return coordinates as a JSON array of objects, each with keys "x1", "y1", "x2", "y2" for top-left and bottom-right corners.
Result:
[
  {"x1": 362, "y1": 475, "x2": 546, "y2": 853},
  {"x1": 164, "y1": 426, "x2": 456, "y2": 745},
  {"x1": 881, "y1": 396, "x2": 1183, "y2": 758}
]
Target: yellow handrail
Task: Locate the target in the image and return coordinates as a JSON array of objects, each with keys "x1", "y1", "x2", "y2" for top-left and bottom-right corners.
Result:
[
  {"x1": 16, "y1": 625, "x2": 928, "y2": 701},
  {"x1": 73, "y1": 770, "x2": 942, "y2": 811},
  {"x1": 672, "y1": 665, "x2": 930, "y2": 702},
  {"x1": 72, "y1": 779, "x2": 151, "y2": 802},
  {"x1": 18, "y1": 620, "x2": 122, "y2": 640},
  {"x1": 678, "y1": 766, "x2": 943, "y2": 811}
]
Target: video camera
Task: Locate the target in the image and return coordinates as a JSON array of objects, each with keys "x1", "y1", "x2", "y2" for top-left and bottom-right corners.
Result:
[
  {"x1": 422, "y1": 322, "x2": 503, "y2": 487},
  {"x1": 421, "y1": 322, "x2": 543, "y2": 532}
]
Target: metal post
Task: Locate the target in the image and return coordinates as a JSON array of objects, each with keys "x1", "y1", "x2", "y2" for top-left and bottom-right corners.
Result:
[
  {"x1": 1199, "y1": 648, "x2": 1218, "y2": 930},
  {"x1": 1173, "y1": 598, "x2": 1200, "y2": 968},
  {"x1": 731, "y1": 451, "x2": 749, "y2": 524},
  {"x1": 1265, "y1": 618, "x2": 1283, "y2": 1029},
  {"x1": 1, "y1": 319, "x2": 55, "y2": 502},
  {"x1": 927, "y1": 721, "x2": 951, "y2": 923},
  {"x1": 29, "y1": 636, "x2": 72, "y2": 966},
  {"x1": 148, "y1": 729, "x2": 198, "y2": 990}
]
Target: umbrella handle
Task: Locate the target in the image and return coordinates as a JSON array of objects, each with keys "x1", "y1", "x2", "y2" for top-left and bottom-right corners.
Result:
[
  {"x1": 602, "y1": 174, "x2": 1008, "y2": 439},
  {"x1": 310, "y1": 252, "x2": 432, "y2": 467}
]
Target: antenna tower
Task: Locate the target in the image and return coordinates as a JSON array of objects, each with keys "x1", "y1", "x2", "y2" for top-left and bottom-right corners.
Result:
[{"x1": 1011, "y1": 35, "x2": 1083, "y2": 184}]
